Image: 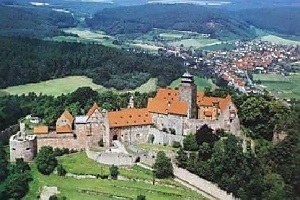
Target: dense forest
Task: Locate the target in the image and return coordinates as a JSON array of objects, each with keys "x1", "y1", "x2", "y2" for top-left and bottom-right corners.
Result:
[
  {"x1": 0, "y1": 5, "x2": 76, "y2": 38},
  {"x1": 238, "y1": 7, "x2": 300, "y2": 36},
  {"x1": 177, "y1": 94, "x2": 300, "y2": 199},
  {"x1": 0, "y1": 36, "x2": 184, "y2": 90},
  {"x1": 86, "y1": 4, "x2": 256, "y2": 40}
]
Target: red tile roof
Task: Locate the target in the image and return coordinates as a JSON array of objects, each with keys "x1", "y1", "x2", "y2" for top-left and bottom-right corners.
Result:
[
  {"x1": 33, "y1": 126, "x2": 49, "y2": 134},
  {"x1": 61, "y1": 110, "x2": 74, "y2": 123},
  {"x1": 56, "y1": 125, "x2": 73, "y2": 133},
  {"x1": 108, "y1": 108, "x2": 153, "y2": 128},
  {"x1": 87, "y1": 102, "x2": 100, "y2": 117}
]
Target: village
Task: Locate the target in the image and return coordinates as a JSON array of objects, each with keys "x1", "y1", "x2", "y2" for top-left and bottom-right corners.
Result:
[{"x1": 160, "y1": 40, "x2": 300, "y2": 98}]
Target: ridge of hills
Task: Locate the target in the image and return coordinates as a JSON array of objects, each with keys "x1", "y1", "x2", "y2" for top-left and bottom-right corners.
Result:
[
  {"x1": 85, "y1": 4, "x2": 256, "y2": 40},
  {"x1": 0, "y1": 5, "x2": 77, "y2": 38}
]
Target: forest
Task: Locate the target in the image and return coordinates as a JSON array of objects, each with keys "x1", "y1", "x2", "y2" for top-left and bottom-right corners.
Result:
[
  {"x1": 238, "y1": 7, "x2": 300, "y2": 36},
  {"x1": 86, "y1": 4, "x2": 256, "y2": 40},
  {"x1": 0, "y1": 36, "x2": 184, "y2": 90},
  {"x1": 0, "y1": 5, "x2": 76, "y2": 38},
  {"x1": 177, "y1": 94, "x2": 300, "y2": 199}
]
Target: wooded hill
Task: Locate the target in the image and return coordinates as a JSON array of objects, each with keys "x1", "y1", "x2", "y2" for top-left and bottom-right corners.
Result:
[
  {"x1": 86, "y1": 4, "x2": 300, "y2": 39},
  {"x1": 86, "y1": 4, "x2": 256, "y2": 40},
  {"x1": 0, "y1": 36, "x2": 184, "y2": 90},
  {"x1": 0, "y1": 5, "x2": 76, "y2": 38},
  {"x1": 238, "y1": 7, "x2": 300, "y2": 36}
]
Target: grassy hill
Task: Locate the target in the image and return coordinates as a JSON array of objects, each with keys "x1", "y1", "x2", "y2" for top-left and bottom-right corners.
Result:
[{"x1": 24, "y1": 152, "x2": 206, "y2": 200}]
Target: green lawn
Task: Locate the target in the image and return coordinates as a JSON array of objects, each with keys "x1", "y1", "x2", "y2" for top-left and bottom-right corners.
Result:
[
  {"x1": 25, "y1": 153, "x2": 205, "y2": 200},
  {"x1": 1, "y1": 76, "x2": 158, "y2": 96},
  {"x1": 137, "y1": 143, "x2": 177, "y2": 152},
  {"x1": 169, "y1": 76, "x2": 217, "y2": 91},
  {"x1": 253, "y1": 74, "x2": 300, "y2": 99},
  {"x1": 1, "y1": 76, "x2": 108, "y2": 96}
]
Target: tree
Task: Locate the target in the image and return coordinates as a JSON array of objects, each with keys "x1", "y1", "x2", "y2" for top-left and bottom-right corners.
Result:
[
  {"x1": 196, "y1": 124, "x2": 219, "y2": 146},
  {"x1": 109, "y1": 165, "x2": 119, "y2": 180},
  {"x1": 262, "y1": 173, "x2": 290, "y2": 200},
  {"x1": 153, "y1": 151, "x2": 173, "y2": 179},
  {"x1": 183, "y1": 134, "x2": 198, "y2": 151},
  {"x1": 176, "y1": 147, "x2": 188, "y2": 168},
  {"x1": 0, "y1": 144, "x2": 8, "y2": 181},
  {"x1": 35, "y1": 146, "x2": 57, "y2": 175}
]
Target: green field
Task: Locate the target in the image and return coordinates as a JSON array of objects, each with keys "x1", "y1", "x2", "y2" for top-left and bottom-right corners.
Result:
[
  {"x1": 24, "y1": 152, "x2": 205, "y2": 200},
  {"x1": 253, "y1": 74, "x2": 300, "y2": 99},
  {"x1": 1, "y1": 76, "x2": 158, "y2": 96},
  {"x1": 1, "y1": 76, "x2": 107, "y2": 96},
  {"x1": 47, "y1": 28, "x2": 119, "y2": 48},
  {"x1": 260, "y1": 35, "x2": 300, "y2": 46},
  {"x1": 168, "y1": 38, "x2": 221, "y2": 48},
  {"x1": 169, "y1": 76, "x2": 217, "y2": 91},
  {"x1": 137, "y1": 143, "x2": 177, "y2": 152}
]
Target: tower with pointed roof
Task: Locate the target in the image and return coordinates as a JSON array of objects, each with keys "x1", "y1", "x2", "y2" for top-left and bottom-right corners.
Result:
[{"x1": 178, "y1": 72, "x2": 198, "y2": 119}]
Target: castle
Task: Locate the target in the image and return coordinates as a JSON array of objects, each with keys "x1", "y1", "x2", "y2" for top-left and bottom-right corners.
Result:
[{"x1": 10, "y1": 72, "x2": 240, "y2": 161}]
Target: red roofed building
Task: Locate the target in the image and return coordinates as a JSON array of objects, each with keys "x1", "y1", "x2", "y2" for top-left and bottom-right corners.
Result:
[{"x1": 33, "y1": 72, "x2": 240, "y2": 150}]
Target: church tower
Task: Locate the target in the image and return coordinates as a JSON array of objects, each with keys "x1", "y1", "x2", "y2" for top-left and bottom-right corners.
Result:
[{"x1": 179, "y1": 72, "x2": 198, "y2": 119}]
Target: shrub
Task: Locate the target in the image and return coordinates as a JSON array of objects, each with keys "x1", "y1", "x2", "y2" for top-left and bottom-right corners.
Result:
[
  {"x1": 172, "y1": 141, "x2": 181, "y2": 148},
  {"x1": 109, "y1": 165, "x2": 119, "y2": 180},
  {"x1": 57, "y1": 164, "x2": 67, "y2": 176},
  {"x1": 136, "y1": 194, "x2": 146, "y2": 200}
]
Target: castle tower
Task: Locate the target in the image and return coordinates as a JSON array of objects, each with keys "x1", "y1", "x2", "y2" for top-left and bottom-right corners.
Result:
[{"x1": 179, "y1": 72, "x2": 198, "y2": 119}]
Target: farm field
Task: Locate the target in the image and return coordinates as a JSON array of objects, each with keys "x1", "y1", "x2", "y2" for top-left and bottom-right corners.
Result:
[
  {"x1": 47, "y1": 28, "x2": 119, "y2": 48},
  {"x1": 137, "y1": 29, "x2": 221, "y2": 49},
  {"x1": 24, "y1": 152, "x2": 206, "y2": 200},
  {"x1": 260, "y1": 35, "x2": 300, "y2": 46},
  {"x1": 169, "y1": 76, "x2": 217, "y2": 91},
  {"x1": 1, "y1": 76, "x2": 158, "y2": 96},
  {"x1": 253, "y1": 73, "x2": 300, "y2": 99},
  {"x1": 168, "y1": 38, "x2": 221, "y2": 48}
]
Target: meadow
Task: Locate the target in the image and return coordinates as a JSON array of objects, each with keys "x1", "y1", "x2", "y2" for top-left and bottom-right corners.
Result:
[
  {"x1": 24, "y1": 152, "x2": 206, "y2": 200},
  {"x1": 260, "y1": 35, "x2": 300, "y2": 46},
  {"x1": 1, "y1": 76, "x2": 107, "y2": 96},
  {"x1": 1, "y1": 76, "x2": 158, "y2": 96},
  {"x1": 253, "y1": 73, "x2": 300, "y2": 99},
  {"x1": 169, "y1": 76, "x2": 217, "y2": 91},
  {"x1": 168, "y1": 38, "x2": 221, "y2": 48}
]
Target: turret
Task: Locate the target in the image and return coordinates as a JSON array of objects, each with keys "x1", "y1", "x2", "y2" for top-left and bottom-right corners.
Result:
[{"x1": 179, "y1": 72, "x2": 198, "y2": 119}]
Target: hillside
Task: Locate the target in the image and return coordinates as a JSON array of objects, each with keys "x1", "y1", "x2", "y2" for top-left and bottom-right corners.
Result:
[
  {"x1": 85, "y1": 4, "x2": 256, "y2": 40},
  {"x1": 238, "y1": 6, "x2": 300, "y2": 36},
  {"x1": 0, "y1": 36, "x2": 183, "y2": 90},
  {"x1": 0, "y1": 5, "x2": 76, "y2": 38}
]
